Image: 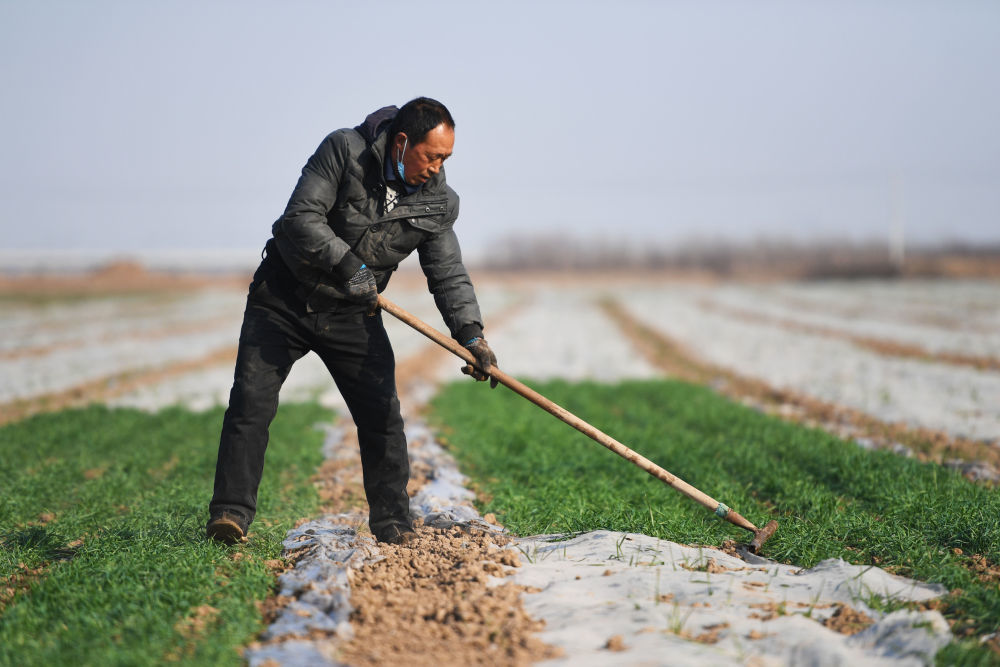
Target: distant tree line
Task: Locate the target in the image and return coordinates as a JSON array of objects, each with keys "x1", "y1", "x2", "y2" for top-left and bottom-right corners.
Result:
[{"x1": 480, "y1": 234, "x2": 1000, "y2": 280}]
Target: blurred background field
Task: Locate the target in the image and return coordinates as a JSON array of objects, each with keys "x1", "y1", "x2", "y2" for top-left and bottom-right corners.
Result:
[{"x1": 2, "y1": 257, "x2": 998, "y2": 449}]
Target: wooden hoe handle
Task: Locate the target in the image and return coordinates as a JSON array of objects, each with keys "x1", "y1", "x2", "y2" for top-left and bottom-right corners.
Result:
[{"x1": 377, "y1": 294, "x2": 778, "y2": 552}]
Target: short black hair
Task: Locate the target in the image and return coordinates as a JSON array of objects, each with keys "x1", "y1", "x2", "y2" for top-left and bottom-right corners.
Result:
[{"x1": 389, "y1": 97, "x2": 455, "y2": 145}]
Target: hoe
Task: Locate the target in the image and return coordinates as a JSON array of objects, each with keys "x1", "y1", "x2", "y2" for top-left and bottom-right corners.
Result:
[{"x1": 378, "y1": 295, "x2": 779, "y2": 554}]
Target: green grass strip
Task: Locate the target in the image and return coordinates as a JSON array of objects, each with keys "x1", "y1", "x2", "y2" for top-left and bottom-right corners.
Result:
[
  {"x1": 0, "y1": 402, "x2": 330, "y2": 666},
  {"x1": 431, "y1": 378, "x2": 1000, "y2": 662}
]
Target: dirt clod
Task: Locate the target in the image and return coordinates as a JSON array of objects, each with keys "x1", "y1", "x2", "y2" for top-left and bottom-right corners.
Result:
[
  {"x1": 604, "y1": 635, "x2": 627, "y2": 651},
  {"x1": 822, "y1": 604, "x2": 875, "y2": 635},
  {"x1": 0, "y1": 562, "x2": 47, "y2": 612},
  {"x1": 174, "y1": 604, "x2": 219, "y2": 638},
  {"x1": 967, "y1": 553, "x2": 1000, "y2": 584},
  {"x1": 694, "y1": 622, "x2": 730, "y2": 644}
]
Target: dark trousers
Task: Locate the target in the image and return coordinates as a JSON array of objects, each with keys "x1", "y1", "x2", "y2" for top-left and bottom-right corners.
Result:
[{"x1": 209, "y1": 262, "x2": 409, "y2": 532}]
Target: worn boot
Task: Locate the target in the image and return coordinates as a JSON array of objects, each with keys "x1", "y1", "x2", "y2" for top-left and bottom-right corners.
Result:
[
  {"x1": 206, "y1": 510, "x2": 250, "y2": 545},
  {"x1": 372, "y1": 521, "x2": 417, "y2": 545}
]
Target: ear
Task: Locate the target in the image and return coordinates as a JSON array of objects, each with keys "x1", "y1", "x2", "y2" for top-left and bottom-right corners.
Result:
[{"x1": 392, "y1": 132, "x2": 408, "y2": 158}]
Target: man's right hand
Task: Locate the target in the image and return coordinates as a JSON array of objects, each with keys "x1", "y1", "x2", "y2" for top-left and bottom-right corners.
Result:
[{"x1": 344, "y1": 265, "x2": 378, "y2": 314}]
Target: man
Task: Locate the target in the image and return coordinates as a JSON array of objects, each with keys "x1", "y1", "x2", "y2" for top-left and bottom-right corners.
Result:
[{"x1": 206, "y1": 97, "x2": 498, "y2": 546}]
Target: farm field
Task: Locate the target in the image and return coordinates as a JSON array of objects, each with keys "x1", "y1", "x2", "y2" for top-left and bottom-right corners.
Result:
[
  {"x1": 433, "y1": 379, "x2": 999, "y2": 662},
  {"x1": 1, "y1": 272, "x2": 998, "y2": 664},
  {"x1": 0, "y1": 402, "x2": 330, "y2": 665}
]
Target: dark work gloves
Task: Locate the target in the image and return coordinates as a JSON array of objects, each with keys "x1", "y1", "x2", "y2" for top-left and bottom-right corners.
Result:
[
  {"x1": 462, "y1": 337, "x2": 499, "y2": 389},
  {"x1": 344, "y1": 264, "x2": 378, "y2": 315}
]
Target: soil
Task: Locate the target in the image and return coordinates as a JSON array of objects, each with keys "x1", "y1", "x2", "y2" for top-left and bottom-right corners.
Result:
[
  {"x1": 312, "y1": 427, "x2": 368, "y2": 518},
  {"x1": 335, "y1": 523, "x2": 561, "y2": 666}
]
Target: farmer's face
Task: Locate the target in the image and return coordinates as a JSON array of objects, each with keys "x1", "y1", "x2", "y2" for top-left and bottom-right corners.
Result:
[{"x1": 393, "y1": 123, "x2": 454, "y2": 186}]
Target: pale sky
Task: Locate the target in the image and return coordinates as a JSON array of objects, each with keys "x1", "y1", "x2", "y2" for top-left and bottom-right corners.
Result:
[{"x1": 1, "y1": 1, "x2": 998, "y2": 264}]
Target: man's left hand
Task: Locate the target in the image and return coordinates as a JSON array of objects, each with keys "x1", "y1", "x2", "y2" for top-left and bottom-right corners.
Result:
[{"x1": 462, "y1": 337, "x2": 499, "y2": 389}]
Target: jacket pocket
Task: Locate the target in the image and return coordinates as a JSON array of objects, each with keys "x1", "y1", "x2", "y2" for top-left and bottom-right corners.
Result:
[
  {"x1": 385, "y1": 219, "x2": 428, "y2": 253},
  {"x1": 305, "y1": 280, "x2": 354, "y2": 313},
  {"x1": 385, "y1": 198, "x2": 449, "y2": 233},
  {"x1": 353, "y1": 219, "x2": 425, "y2": 270}
]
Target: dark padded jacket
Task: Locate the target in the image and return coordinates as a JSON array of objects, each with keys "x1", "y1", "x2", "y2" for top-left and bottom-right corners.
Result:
[{"x1": 269, "y1": 106, "x2": 484, "y2": 343}]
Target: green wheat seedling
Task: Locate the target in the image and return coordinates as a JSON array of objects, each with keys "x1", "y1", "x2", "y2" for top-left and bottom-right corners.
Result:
[
  {"x1": 803, "y1": 589, "x2": 824, "y2": 619},
  {"x1": 765, "y1": 568, "x2": 780, "y2": 593},
  {"x1": 516, "y1": 543, "x2": 541, "y2": 564},
  {"x1": 639, "y1": 547, "x2": 665, "y2": 567},
  {"x1": 666, "y1": 601, "x2": 692, "y2": 636},
  {"x1": 612, "y1": 533, "x2": 627, "y2": 562}
]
